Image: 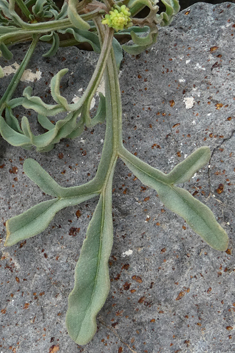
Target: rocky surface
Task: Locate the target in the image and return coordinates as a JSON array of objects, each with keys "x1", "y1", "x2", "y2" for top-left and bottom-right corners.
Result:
[{"x1": 0, "y1": 2, "x2": 235, "y2": 353}]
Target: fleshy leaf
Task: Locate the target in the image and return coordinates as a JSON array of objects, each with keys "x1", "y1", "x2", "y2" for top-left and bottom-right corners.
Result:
[
  {"x1": 37, "y1": 114, "x2": 55, "y2": 130},
  {"x1": 112, "y1": 37, "x2": 123, "y2": 70},
  {"x1": 58, "y1": 27, "x2": 100, "y2": 54},
  {"x1": 122, "y1": 32, "x2": 158, "y2": 55},
  {"x1": 66, "y1": 169, "x2": 114, "y2": 345},
  {"x1": 42, "y1": 32, "x2": 60, "y2": 57},
  {"x1": 120, "y1": 147, "x2": 228, "y2": 251},
  {"x1": 23, "y1": 158, "x2": 64, "y2": 197},
  {"x1": 90, "y1": 93, "x2": 106, "y2": 126},
  {"x1": 68, "y1": 0, "x2": 90, "y2": 31},
  {"x1": 50, "y1": 68, "x2": 70, "y2": 110},
  {"x1": 32, "y1": 0, "x2": 47, "y2": 17},
  {"x1": 21, "y1": 116, "x2": 33, "y2": 140},
  {"x1": 5, "y1": 192, "x2": 97, "y2": 247},
  {"x1": 66, "y1": 119, "x2": 84, "y2": 139},
  {"x1": 156, "y1": 0, "x2": 180, "y2": 26},
  {"x1": 5, "y1": 107, "x2": 22, "y2": 133},
  {"x1": 167, "y1": 146, "x2": 211, "y2": 184},
  {"x1": 0, "y1": 116, "x2": 31, "y2": 147},
  {"x1": 0, "y1": 43, "x2": 13, "y2": 60},
  {"x1": 156, "y1": 185, "x2": 228, "y2": 251},
  {"x1": 23, "y1": 86, "x2": 65, "y2": 116}
]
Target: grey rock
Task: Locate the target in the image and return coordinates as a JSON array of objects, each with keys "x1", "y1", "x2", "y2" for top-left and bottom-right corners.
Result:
[{"x1": 0, "y1": 2, "x2": 235, "y2": 353}]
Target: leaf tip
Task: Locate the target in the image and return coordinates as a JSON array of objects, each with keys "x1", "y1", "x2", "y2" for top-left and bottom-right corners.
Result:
[{"x1": 4, "y1": 220, "x2": 11, "y2": 247}]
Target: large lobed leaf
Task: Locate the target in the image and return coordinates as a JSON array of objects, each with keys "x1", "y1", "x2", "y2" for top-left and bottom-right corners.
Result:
[
  {"x1": 120, "y1": 146, "x2": 228, "y2": 251},
  {"x1": 66, "y1": 168, "x2": 114, "y2": 345}
]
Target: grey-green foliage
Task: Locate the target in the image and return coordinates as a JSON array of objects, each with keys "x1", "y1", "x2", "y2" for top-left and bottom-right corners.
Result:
[{"x1": 0, "y1": 0, "x2": 229, "y2": 347}]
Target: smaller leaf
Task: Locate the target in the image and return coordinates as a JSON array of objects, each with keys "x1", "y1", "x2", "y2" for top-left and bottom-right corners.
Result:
[
  {"x1": 8, "y1": 97, "x2": 25, "y2": 109},
  {"x1": 66, "y1": 120, "x2": 84, "y2": 139},
  {"x1": 50, "y1": 68, "x2": 70, "y2": 110},
  {"x1": 23, "y1": 86, "x2": 65, "y2": 116},
  {"x1": 0, "y1": 43, "x2": 13, "y2": 60},
  {"x1": 0, "y1": 117, "x2": 31, "y2": 147},
  {"x1": 5, "y1": 193, "x2": 98, "y2": 247},
  {"x1": 112, "y1": 37, "x2": 123, "y2": 70},
  {"x1": 32, "y1": 0, "x2": 47, "y2": 16},
  {"x1": 130, "y1": 29, "x2": 157, "y2": 46},
  {"x1": 23, "y1": 158, "x2": 64, "y2": 197},
  {"x1": 157, "y1": 185, "x2": 229, "y2": 251},
  {"x1": 42, "y1": 32, "x2": 60, "y2": 57},
  {"x1": 5, "y1": 107, "x2": 22, "y2": 133},
  {"x1": 57, "y1": 2, "x2": 68, "y2": 20},
  {"x1": 117, "y1": 26, "x2": 149, "y2": 35},
  {"x1": 156, "y1": 0, "x2": 180, "y2": 26},
  {"x1": 167, "y1": 146, "x2": 211, "y2": 185},
  {"x1": 122, "y1": 32, "x2": 158, "y2": 55},
  {"x1": 21, "y1": 116, "x2": 33, "y2": 141},
  {"x1": 90, "y1": 93, "x2": 106, "y2": 126},
  {"x1": 68, "y1": 0, "x2": 90, "y2": 31},
  {"x1": 58, "y1": 28, "x2": 100, "y2": 54},
  {"x1": 5, "y1": 199, "x2": 58, "y2": 246},
  {"x1": 37, "y1": 114, "x2": 55, "y2": 130},
  {"x1": 120, "y1": 147, "x2": 229, "y2": 251},
  {"x1": 40, "y1": 32, "x2": 53, "y2": 42},
  {"x1": 0, "y1": 0, "x2": 13, "y2": 19}
]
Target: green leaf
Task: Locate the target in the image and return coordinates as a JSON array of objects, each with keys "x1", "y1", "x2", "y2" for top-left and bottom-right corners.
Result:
[
  {"x1": 0, "y1": 116, "x2": 31, "y2": 147},
  {"x1": 5, "y1": 199, "x2": 58, "y2": 246},
  {"x1": 120, "y1": 147, "x2": 228, "y2": 251},
  {"x1": 5, "y1": 107, "x2": 22, "y2": 133},
  {"x1": 42, "y1": 32, "x2": 60, "y2": 57},
  {"x1": 66, "y1": 169, "x2": 114, "y2": 345},
  {"x1": 0, "y1": 26, "x2": 18, "y2": 35},
  {"x1": 23, "y1": 86, "x2": 65, "y2": 116},
  {"x1": 0, "y1": 43, "x2": 13, "y2": 60},
  {"x1": 66, "y1": 118, "x2": 84, "y2": 139},
  {"x1": 90, "y1": 93, "x2": 106, "y2": 126},
  {"x1": 156, "y1": 0, "x2": 180, "y2": 26},
  {"x1": 57, "y1": 2, "x2": 68, "y2": 20},
  {"x1": 130, "y1": 29, "x2": 158, "y2": 46},
  {"x1": 23, "y1": 158, "x2": 63, "y2": 197},
  {"x1": 117, "y1": 26, "x2": 150, "y2": 35},
  {"x1": 122, "y1": 32, "x2": 158, "y2": 55},
  {"x1": 8, "y1": 97, "x2": 25, "y2": 109},
  {"x1": 46, "y1": 111, "x2": 78, "y2": 145},
  {"x1": 112, "y1": 37, "x2": 123, "y2": 70},
  {"x1": 157, "y1": 185, "x2": 228, "y2": 251},
  {"x1": 31, "y1": 112, "x2": 77, "y2": 149},
  {"x1": 37, "y1": 114, "x2": 55, "y2": 130},
  {"x1": 21, "y1": 116, "x2": 33, "y2": 140},
  {"x1": 166, "y1": 146, "x2": 211, "y2": 184},
  {"x1": 32, "y1": 0, "x2": 47, "y2": 17},
  {"x1": 0, "y1": 0, "x2": 13, "y2": 19},
  {"x1": 5, "y1": 192, "x2": 97, "y2": 247},
  {"x1": 50, "y1": 68, "x2": 70, "y2": 110},
  {"x1": 58, "y1": 27, "x2": 100, "y2": 54},
  {"x1": 68, "y1": 0, "x2": 90, "y2": 31}
]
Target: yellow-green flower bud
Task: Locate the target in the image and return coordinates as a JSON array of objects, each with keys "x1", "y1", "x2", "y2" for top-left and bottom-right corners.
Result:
[{"x1": 102, "y1": 5, "x2": 132, "y2": 31}]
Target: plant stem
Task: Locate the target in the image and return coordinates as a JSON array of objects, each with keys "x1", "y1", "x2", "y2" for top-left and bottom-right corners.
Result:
[
  {"x1": 15, "y1": 0, "x2": 31, "y2": 19},
  {"x1": 71, "y1": 24, "x2": 114, "y2": 115},
  {"x1": 94, "y1": 18, "x2": 123, "y2": 186},
  {"x1": 0, "y1": 35, "x2": 39, "y2": 115}
]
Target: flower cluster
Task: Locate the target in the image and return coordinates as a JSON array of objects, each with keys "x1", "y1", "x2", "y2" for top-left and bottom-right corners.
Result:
[{"x1": 102, "y1": 5, "x2": 132, "y2": 31}]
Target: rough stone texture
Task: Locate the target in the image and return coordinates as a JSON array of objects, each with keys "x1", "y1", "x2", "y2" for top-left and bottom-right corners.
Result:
[{"x1": 0, "y1": 3, "x2": 235, "y2": 352}]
